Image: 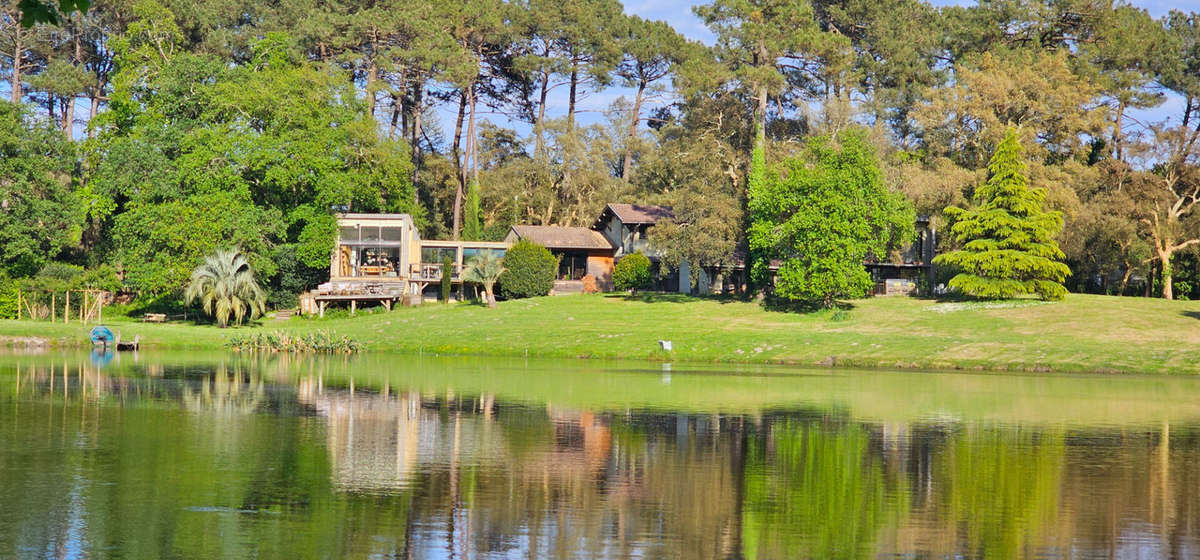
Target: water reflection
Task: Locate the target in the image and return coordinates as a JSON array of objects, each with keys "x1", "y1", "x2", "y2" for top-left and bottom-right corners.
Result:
[{"x1": 2, "y1": 354, "x2": 1200, "y2": 558}]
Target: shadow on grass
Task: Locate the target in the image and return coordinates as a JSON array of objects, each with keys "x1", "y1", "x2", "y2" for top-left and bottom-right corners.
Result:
[
  {"x1": 761, "y1": 297, "x2": 858, "y2": 314},
  {"x1": 604, "y1": 292, "x2": 753, "y2": 305},
  {"x1": 1182, "y1": 311, "x2": 1200, "y2": 321}
]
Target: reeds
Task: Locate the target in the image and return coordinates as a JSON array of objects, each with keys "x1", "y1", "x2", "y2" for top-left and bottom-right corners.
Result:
[{"x1": 227, "y1": 330, "x2": 362, "y2": 354}]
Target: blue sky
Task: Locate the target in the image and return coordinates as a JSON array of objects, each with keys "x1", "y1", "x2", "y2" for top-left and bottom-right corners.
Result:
[{"x1": 450, "y1": 0, "x2": 1200, "y2": 145}]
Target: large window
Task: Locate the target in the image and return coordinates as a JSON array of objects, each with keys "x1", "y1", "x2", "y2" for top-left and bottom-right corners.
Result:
[
  {"x1": 337, "y1": 222, "x2": 407, "y2": 278},
  {"x1": 559, "y1": 253, "x2": 588, "y2": 281},
  {"x1": 421, "y1": 246, "x2": 458, "y2": 264}
]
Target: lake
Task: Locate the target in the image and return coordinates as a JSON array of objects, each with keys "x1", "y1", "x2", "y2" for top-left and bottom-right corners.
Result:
[{"x1": 2, "y1": 351, "x2": 1199, "y2": 559}]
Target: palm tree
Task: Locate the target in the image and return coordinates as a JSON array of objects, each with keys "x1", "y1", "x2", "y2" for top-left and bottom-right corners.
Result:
[
  {"x1": 185, "y1": 249, "x2": 267, "y2": 327},
  {"x1": 463, "y1": 250, "x2": 505, "y2": 308}
]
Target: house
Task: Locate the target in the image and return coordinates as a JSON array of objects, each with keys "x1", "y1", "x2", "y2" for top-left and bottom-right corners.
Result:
[
  {"x1": 591, "y1": 203, "x2": 690, "y2": 293},
  {"x1": 504, "y1": 225, "x2": 617, "y2": 292},
  {"x1": 864, "y1": 216, "x2": 936, "y2": 295},
  {"x1": 301, "y1": 214, "x2": 507, "y2": 315},
  {"x1": 302, "y1": 207, "x2": 937, "y2": 315}
]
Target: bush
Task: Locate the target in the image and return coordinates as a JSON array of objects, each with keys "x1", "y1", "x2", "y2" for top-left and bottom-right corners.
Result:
[
  {"x1": 0, "y1": 276, "x2": 17, "y2": 319},
  {"x1": 440, "y1": 256, "x2": 454, "y2": 302},
  {"x1": 614, "y1": 253, "x2": 652, "y2": 292},
  {"x1": 499, "y1": 240, "x2": 556, "y2": 299}
]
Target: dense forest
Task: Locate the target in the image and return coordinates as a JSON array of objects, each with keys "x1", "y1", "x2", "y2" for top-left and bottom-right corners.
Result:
[{"x1": 2, "y1": 0, "x2": 1199, "y2": 307}]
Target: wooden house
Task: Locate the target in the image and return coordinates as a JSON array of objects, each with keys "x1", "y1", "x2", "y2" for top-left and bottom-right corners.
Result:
[
  {"x1": 591, "y1": 203, "x2": 691, "y2": 293},
  {"x1": 505, "y1": 225, "x2": 617, "y2": 292}
]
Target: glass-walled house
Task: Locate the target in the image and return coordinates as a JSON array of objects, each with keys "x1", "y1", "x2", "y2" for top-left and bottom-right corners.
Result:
[
  {"x1": 332, "y1": 214, "x2": 419, "y2": 283},
  {"x1": 304, "y1": 213, "x2": 509, "y2": 314}
]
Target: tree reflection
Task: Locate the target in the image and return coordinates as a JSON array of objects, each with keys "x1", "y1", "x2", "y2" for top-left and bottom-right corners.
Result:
[
  {"x1": 3, "y1": 355, "x2": 1200, "y2": 559},
  {"x1": 740, "y1": 420, "x2": 909, "y2": 559}
]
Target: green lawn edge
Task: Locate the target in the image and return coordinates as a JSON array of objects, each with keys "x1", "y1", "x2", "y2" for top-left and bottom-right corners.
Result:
[{"x1": 2, "y1": 292, "x2": 1198, "y2": 375}]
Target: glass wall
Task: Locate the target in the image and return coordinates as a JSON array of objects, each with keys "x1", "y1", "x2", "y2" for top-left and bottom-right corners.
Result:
[{"x1": 336, "y1": 224, "x2": 406, "y2": 278}]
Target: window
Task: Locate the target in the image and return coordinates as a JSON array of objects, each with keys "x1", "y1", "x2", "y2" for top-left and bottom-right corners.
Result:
[
  {"x1": 559, "y1": 253, "x2": 587, "y2": 280},
  {"x1": 356, "y1": 246, "x2": 401, "y2": 277},
  {"x1": 339, "y1": 226, "x2": 358, "y2": 243},
  {"x1": 382, "y1": 227, "x2": 404, "y2": 242},
  {"x1": 421, "y1": 246, "x2": 457, "y2": 264}
]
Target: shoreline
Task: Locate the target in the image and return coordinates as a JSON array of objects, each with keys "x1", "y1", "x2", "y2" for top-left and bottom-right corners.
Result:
[{"x1": 1, "y1": 292, "x2": 1198, "y2": 375}]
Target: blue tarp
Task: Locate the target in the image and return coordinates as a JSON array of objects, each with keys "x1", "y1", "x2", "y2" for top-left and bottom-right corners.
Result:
[{"x1": 90, "y1": 326, "x2": 115, "y2": 345}]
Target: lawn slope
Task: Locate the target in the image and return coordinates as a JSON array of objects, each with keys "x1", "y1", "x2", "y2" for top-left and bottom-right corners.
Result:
[{"x1": 1, "y1": 293, "x2": 1198, "y2": 374}]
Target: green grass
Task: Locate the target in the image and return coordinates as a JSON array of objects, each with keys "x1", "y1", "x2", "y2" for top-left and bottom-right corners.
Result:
[{"x1": 2, "y1": 293, "x2": 1200, "y2": 374}]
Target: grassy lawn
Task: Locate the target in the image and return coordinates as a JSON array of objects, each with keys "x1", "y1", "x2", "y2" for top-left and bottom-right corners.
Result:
[{"x1": 1, "y1": 292, "x2": 1199, "y2": 374}]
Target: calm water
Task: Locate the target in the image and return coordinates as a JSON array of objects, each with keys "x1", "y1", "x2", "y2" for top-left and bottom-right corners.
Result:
[{"x1": 3, "y1": 352, "x2": 1200, "y2": 559}]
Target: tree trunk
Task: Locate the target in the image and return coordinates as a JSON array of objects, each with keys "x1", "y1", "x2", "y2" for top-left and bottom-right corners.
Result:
[
  {"x1": 10, "y1": 27, "x2": 21, "y2": 104},
  {"x1": 1113, "y1": 100, "x2": 1126, "y2": 160},
  {"x1": 534, "y1": 68, "x2": 549, "y2": 157},
  {"x1": 621, "y1": 78, "x2": 646, "y2": 182},
  {"x1": 567, "y1": 61, "x2": 578, "y2": 130},
  {"x1": 409, "y1": 81, "x2": 423, "y2": 191},
  {"x1": 365, "y1": 61, "x2": 378, "y2": 121},
  {"x1": 451, "y1": 90, "x2": 468, "y2": 240},
  {"x1": 62, "y1": 96, "x2": 75, "y2": 137},
  {"x1": 88, "y1": 95, "x2": 100, "y2": 136},
  {"x1": 1161, "y1": 249, "x2": 1174, "y2": 300},
  {"x1": 755, "y1": 84, "x2": 767, "y2": 148},
  {"x1": 467, "y1": 82, "x2": 478, "y2": 186},
  {"x1": 388, "y1": 92, "x2": 400, "y2": 138}
]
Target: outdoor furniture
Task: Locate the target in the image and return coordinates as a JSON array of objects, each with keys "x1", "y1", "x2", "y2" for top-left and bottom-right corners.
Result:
[{"x1": 142, "y1": 313, "x2": 166, "y2": 323}]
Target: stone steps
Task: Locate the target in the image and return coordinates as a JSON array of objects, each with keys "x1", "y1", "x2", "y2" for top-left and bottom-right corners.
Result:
[{"x1": 552, "y1": 280, "x2": 584, "y2": 295}]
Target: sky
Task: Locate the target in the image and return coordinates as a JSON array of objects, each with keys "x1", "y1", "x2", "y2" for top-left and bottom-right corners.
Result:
[{"x1": 446, "y1": 0, "x2": 1200, "y2": 147}]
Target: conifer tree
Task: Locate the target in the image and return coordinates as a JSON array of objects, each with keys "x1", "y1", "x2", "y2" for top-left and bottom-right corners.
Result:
[
  {"x1": 934, "y1": 129, "x2": 1071, "y2": 300},
  {"x1": 463, "y1": 179, "x2": 482, "y2": 241}
]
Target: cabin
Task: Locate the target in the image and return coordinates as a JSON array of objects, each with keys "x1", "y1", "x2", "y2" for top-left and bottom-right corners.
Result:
[
  {"x1": 864, "y1": 216, "x2": 936, "y2": 295},
  {"x1": 591, "y1": 203, "x2": 690, "y2": 293},
  {"x1": 505, "y1": 225, "x2": 616, "y2": 292}
]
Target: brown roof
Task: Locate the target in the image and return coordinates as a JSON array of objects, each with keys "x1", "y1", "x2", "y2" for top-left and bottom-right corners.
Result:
[
  {"x1": 510, "y1": 225, "x2": 615, "y2": 251},
  {"x1": 603, "y1": 203, "x2": 674, "y2": 225}
]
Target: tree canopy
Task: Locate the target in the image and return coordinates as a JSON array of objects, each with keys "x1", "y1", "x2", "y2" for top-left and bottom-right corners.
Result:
[
  {"x1": 749, "y1": 131, "x2": 915, "y2": 306},
  {"x1": 1, "y1": 0, "x2": 1199, "y2": 303}
]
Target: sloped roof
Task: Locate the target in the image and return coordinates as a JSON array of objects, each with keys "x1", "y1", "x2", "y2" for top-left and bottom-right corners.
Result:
[
  {"x1": 601, "y1": 203, "x2": 674, "y2": 225},
  {"x1": 510, "y1": 225, "x2": 615, "y2": 251}
]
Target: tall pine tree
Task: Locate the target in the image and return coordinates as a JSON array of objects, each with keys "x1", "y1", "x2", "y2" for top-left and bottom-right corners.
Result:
[{"x1": 934, "y1": 129, "x2": 1071, "y2": 300}]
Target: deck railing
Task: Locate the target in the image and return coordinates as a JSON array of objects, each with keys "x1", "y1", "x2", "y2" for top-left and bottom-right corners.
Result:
[{"x1": 411, "y1": 263, "x2": 462, "y2": 281}]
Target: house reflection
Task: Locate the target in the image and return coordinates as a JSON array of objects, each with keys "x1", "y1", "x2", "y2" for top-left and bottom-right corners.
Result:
[{"x1": 6, "y1": 359, "x2": 1200, "y2": 559}]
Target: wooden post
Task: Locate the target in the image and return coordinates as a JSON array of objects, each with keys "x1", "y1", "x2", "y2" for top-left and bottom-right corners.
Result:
[
  {"x1": 350, "y1": 299, "x2": 357, "y2": 316},
  {"x1": 15, "y1": 289, "x2": 20, "y2": 320},
  {"x1": 51, "y1": 293, "x2": 55, "y2": 322},
  {"x1": 97, "y1": 294, "x2": 102, "y2": 324},
  {"x1": 64, "y1": 291, "x2": 69, "y2": 324},
  {"x1": 82, "y1": 291, "x2": 88, "y2": 323}
]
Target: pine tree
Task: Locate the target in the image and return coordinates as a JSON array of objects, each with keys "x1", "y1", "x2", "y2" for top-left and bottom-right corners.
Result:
[
  {"x1": 934, "y1": 128, "x2": 1071, "y2": 300},
  {"x1": 463, "y1": 179, "x2": 482, "y2": 241}
]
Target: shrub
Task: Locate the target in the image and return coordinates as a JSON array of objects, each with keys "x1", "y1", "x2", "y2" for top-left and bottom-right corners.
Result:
[
  {"x1": 499, "y1": 240, "x2": 556, "y2": 299},
  {"x1": 614, "y1": 253, "x2": 653, "y2": 292},
  {"x1": 0, "y1": 276, "x2": 17, "y2": 319},
  {"x1": 440, "y1": 256, "x2": 454, "y2": 302}
]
